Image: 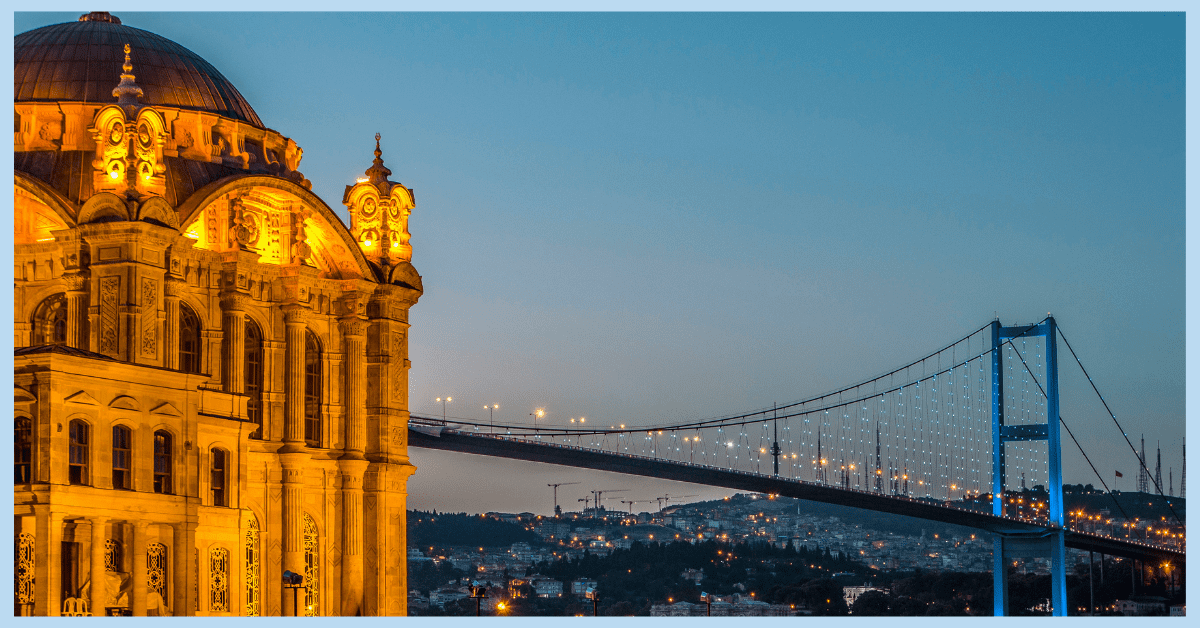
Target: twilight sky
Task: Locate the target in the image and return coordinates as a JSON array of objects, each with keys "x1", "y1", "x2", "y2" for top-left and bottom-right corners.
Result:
[{"x1": 14, "y1": 12, "x2": 1187, "y2": 515}]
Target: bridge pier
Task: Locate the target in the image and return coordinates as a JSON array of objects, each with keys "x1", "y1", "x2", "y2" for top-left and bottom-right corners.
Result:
[{"x1": 992, "y1": 530, "x2": 1068, "y2": 616}]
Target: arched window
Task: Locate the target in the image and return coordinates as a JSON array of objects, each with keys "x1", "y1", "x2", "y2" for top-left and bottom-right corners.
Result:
[
  {"x1": 304, "y1": 330, "x2": 322, "y2": 447},
  {"x1": 211, "y1": 448, "x2": 228, "y2": 507},
  {"x1": 153, "y1": 431, "x2": 172, "y2": 494},
  {"x1": 245, "y1": 318, "x2": 264, "y2": 439},
  {"x1": 15, "y1": 416, "x2": 33, "y2": 483},
  {"x1": 179, "y1": 303, "x2": 202, "y2": 374},
  {"x1": 245, "y1": 516, "x2": 261, "y2": 616},
  {"x1": 68, "y1": 420, "x2": 89, "y2": 485},
  {"x1": 302, "y1": 514, "x2": 319, "y2": 616},
  {"x1": 112, "y1": 425, "x2": 132, "y2": 490},
  {"x1": 31, "y1": 293, "x2": 67, "y2": 346}
]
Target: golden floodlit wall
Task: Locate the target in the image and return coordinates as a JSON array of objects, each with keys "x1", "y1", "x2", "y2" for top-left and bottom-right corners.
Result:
[{"x1": 14, "y1": 12, "x2": 422, "y2": 617}]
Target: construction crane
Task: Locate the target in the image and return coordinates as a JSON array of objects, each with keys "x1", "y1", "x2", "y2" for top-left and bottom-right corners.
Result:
[
  {"x1": 592, "y1": 488, "x2": 629, "y2": 515},
  {"x1": 619, "y1": 499, "x2": 652, "y2": 514},
  {"x1": 656, "y1": 493, "x2": 698, "y2": 510},
  {"x1": 577, "y1": 496, "x2": 592, "y2": 513},
  {"x1": 547, "y1": 482, "x2": 581, "y2": 517}
]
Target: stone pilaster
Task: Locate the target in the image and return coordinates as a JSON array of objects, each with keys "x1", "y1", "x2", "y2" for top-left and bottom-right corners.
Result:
[
  {"x1": 34, "y1": 508, "x2": 64, "y2": 616},
  {"x1": 221, "y1": 292, "x2": 250, "y2": 393},
  {"x1": 90, "y1": 517, "x2": 108, "y2": 615},
  {"x1": 63, "y1": 272, "x2": 89, "y2": 350},
  {"x1": 338, "y1": 460, "x2": 369, "y2": 616},
  {"x1": 163, "y1": 279, "x2": 184, "y2": 370},
  {"x1": 282, "y1": 304, "x2": 308, "y2": 445},
  {"x1": 172, "y1": 521, "x2": 196, "y2": 616},
  {"x1": 280, "y1": 303, "x2": 310, "y2": 615},
  {"x1": 131, "y1": 522, "x2": 149, "y2": 616},
  {"x1": 340, "y1": 315, "x2": 368, "y2": 455}
]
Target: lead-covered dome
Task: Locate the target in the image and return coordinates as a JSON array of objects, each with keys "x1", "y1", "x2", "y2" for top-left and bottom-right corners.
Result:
[{"x1": 15, "y1": 12, "x2": 263, "y2": 126}]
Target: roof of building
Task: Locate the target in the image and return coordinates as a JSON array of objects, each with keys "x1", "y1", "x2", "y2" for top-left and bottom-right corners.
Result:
[{"x1": 15, "y1": 12, "x2": 263, "y2": 126}]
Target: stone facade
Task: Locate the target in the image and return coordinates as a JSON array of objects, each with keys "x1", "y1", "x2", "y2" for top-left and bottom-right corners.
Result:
[{"x1": 14, "y1": 12, "x2": 422, "y2": 617}]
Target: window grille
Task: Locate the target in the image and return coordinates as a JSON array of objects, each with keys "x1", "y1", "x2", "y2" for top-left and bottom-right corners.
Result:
[
  {"x1": 245, "y1": 517, "x2": 260, "y2": 616},
  {"x1": 303, "y1": 514, "x2": 319, "y2": 616},
  {"x1": 16, "y1": 533, "x2": 35, "y2": 604},
  {"x1": 104, "y1": 539, "x2": 122, "y2": 572},
  {"x1": 209, "y1": 547, "x2": 229, "y2": 613},
  {"x1": 147, "y1": 543, "x2": 168, "y2": 601}
]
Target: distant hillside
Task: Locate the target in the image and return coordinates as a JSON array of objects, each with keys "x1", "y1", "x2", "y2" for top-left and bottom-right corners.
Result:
[{"x1": 407, "y1": 510, "x2": 541, "y2": 548}]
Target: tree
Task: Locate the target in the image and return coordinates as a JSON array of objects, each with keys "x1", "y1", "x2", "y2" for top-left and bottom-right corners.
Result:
[{"x1": 851, "y1": 590, "x2": 890, "y2": 616}]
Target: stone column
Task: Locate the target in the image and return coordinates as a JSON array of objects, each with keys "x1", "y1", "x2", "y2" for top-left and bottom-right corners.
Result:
[
  {"x1": 162, "y1": 279, "x2": 184, "y2": 370},
  {"x1": 63, "y1": 272, "x2": 88, "y2": 350},
  {"x1": 222, "y1": 292, "x2": 249, "y2": 394},
  {"x1": 172, "y1": 521, "x2": 195, "y2": 616},
  {"x1": 131, "y1": 522, "x2": 149, "y2": 616},
  {"x1": 90, "y1": 517, "x2": 108, "y2": 615},
  {"x1": 282, "y1": 304, "x2": 308, "y2": 444},
  {"x1": 338, "y1": 315, "x2": 368, "y2": 615},
  {"x1": 280, "y1": 303, "x2": 310, "y2": 615},
  {"x1": 340, "y1": 316, "x2": 368, "y2": 455},
  {"x1": 34, "y1": 508, "x2": 64, "y2": 616}
]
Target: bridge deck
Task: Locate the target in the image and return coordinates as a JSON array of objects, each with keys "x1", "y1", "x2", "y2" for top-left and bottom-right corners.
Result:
[{"x1": 409, "y1": 426, "x2": 1184, "y2": 564}]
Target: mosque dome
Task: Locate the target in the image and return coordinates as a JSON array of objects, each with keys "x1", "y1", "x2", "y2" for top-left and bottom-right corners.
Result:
[{"x1": 15, "y1": 11, "x2": 262, "y2": 126}]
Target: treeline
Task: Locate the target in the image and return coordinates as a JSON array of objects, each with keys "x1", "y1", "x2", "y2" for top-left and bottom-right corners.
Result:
[
  {"x1": 407, "y1": 510, "x2": 541, "y2": 550},
  {"x1": 531, "y1": 539, "x2": 868, "y2": 615}
]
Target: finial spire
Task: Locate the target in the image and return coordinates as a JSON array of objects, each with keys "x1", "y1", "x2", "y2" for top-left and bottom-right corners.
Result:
[
  {"x1": 364, "y1": 132, "x2": 392, "y2": 187},
  {"x1": 112, "y1": 43, "x2": 144, "y2": 106}
]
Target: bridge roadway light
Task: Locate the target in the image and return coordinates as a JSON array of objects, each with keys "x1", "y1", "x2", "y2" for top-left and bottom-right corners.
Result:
[{"x1": 436, "y1": 396, "x2": 452, "y2": 423}]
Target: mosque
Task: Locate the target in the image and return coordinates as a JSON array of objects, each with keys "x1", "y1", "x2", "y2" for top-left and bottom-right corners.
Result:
[{"x1": 14, "y1": 12, "x2": 421, "y2": 616}]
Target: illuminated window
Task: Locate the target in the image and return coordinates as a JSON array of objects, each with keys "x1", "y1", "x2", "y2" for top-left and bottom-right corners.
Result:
[
  {"x1": 112, "y1": 425, "x2": 132, "y2": 489},
  {"x1": 15, "y1": 416, "x2": 33, "y2": 483},
  {"x1": 245, "y1": 319, "x2": 264, "y2": 439},
  {"x1": 304, "y1": 330, "x2": 322, "y2": 447},
  {"x1": 153, "y1": 431, "x2": 173, "y2": 494},
  {"x1": 68, "y1": 420, "x2": 89, "y2": 485},
  {"x1": 179, "y1": 303, "x2": 202, "y2": 374}
]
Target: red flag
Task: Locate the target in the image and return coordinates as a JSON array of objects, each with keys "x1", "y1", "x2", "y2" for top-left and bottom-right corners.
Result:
[{"x1": 1115, "y1": 470, "x2": 1124, "y2": 478}]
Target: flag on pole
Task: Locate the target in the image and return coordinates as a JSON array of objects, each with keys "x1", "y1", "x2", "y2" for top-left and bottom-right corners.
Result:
[{"x1": 1115, "y1": 470, "x2": 1124, "y2": 478}]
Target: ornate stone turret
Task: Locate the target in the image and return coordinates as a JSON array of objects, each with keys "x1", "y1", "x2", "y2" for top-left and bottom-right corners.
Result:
[{"x1": 343, "y1": 133, "x2": 415, "y2": 268}]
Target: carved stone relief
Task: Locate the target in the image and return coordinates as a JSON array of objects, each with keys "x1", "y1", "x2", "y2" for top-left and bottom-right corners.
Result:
[{"x1": 100, "y1": 275, "x2": 120, "y2": 353}]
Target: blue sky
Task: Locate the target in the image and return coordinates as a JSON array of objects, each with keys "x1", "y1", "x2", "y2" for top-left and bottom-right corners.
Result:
[{"x1": 14, "y1": 12, "x2": 1186, "y2": 514}]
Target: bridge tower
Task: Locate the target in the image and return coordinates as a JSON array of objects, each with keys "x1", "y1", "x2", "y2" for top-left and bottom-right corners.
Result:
[
  {"x1": 874, "y1": 427, "x2": 883, "y2": 492},
  {"x1": 990, "y1": 317, "x2": 1067, "y2": 617}
]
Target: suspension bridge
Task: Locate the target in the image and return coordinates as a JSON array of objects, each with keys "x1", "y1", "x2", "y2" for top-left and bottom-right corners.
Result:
[{"x1": 407, "y1": 317, "x2": 1185, "y2": 616}]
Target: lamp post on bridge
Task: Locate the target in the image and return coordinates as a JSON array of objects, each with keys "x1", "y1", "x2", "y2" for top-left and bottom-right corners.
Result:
[
  {"x1": 531, "y1": 408, "x2": 545, "y2": 434},
  {"x1": 436, "y1": 396, "x2": 452, "y2": 424},
  {"x1": 484, "y1": 403, "x2": 498, "y2": 432}
]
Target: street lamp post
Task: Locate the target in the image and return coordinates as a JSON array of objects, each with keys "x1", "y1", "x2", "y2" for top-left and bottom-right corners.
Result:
[
  {"x1": 531, "y1": 408, "x2": 545, "y2": 433},
  {"x1": 485, "y1": 404, "x2": 498, "y2": 432},
  {"x1": 436, "y1": 396, "x2": 452, "y2": 423},
  {"x1": 282, "y1": 570, "x2": 304, "y2": 617},
  {"x1": 585, "y1": 587, "x2": 599, "y2": 616},
  {"x1": 469, "y1": 581, "x2": 487, "y2": 616}
]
